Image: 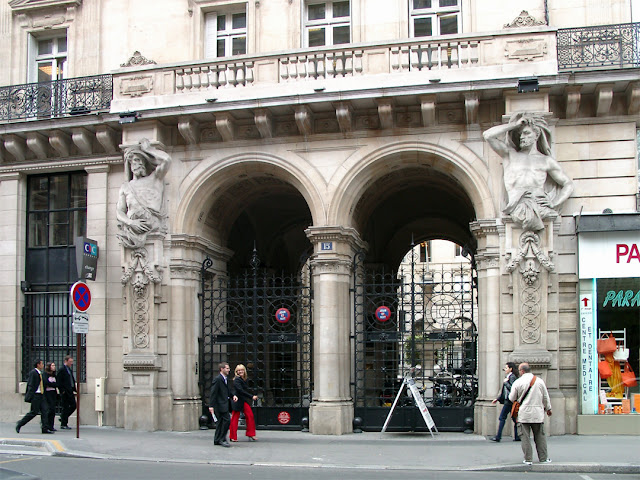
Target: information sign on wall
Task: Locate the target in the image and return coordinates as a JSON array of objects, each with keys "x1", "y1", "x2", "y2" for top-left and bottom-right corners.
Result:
[{"x1": 578, "y1": 292, "x2": 597, "y2": 415}]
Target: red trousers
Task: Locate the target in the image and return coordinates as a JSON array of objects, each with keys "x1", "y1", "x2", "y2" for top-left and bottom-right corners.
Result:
[{"x1": 229, "y1": 402, "x2": 256, "y2": 440}]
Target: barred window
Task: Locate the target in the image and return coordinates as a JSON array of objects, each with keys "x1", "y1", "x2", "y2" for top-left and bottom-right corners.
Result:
[{"x1": 22, "y1": 172, "x2": 87, "y2": 382}]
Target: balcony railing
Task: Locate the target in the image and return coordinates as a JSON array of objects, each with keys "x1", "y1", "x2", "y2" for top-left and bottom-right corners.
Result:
[
  {"x1": 557, "y1": 22, "x2": 640, "y2": 70},
  {"x1": 0, "y1": 74, "x2": 113, "y2": 122}
]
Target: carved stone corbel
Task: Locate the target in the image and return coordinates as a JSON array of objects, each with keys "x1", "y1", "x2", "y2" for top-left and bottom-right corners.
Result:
[
  {"x1": 95, "y1": 125, "x2": 118, "y2": 154},
  {"x1": 49, "y1": 129, "x2": 72, "y2": 157},
  {"x1": 565, "y1": 86, "x2": 581, "y2": 119},
  {"x1": 72, "y1": 127, "x2": 93, "y2": 155},
  {"x1": 295, "y1": 105, "x2": 314, "y2": 136},
  {"x1": 178, "y1": 117, "x2": 201, "y2": 144},
  {"x1": 254, "y1": 108, "x2": 273, "y2": 139},
  {"x1": 464, "y1": 92, "x2": 479, "y2": 125},
  {"x1": 26, "y1": 132, "x2": 49, "y2": 160},
  {"x1": 4, "y1": 135, "x2": 26, "y2": 162},
  {"x1": 375, "y1": 99, "x2": 394, "y2": 130},
  {"x1": 335, "y1": 102, "x2": 353, "y2": 133},
  {"x1": 420, "y1": 94, "x2": 437, "y2": 127},
  {"x1": 626, "y1": 81, "x2": 640, "y2": 115},
  {"x1": 215, "y1": 112, "x2": 235, "y2": 142},
  {"x1": 595, "y1": 84, "x2": 614, "y2": 117}
]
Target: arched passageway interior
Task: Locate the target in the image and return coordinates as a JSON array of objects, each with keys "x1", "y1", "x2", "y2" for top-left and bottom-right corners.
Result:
[{"x1": 350, "y1": 151, "x2": 479, "y2": 432}]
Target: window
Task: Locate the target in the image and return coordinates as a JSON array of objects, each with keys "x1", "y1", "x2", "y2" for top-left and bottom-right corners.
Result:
[
  {"x1": 205, "y1": 8, "x2": 247, "y2": 58},
  {"x1": 22, "y1": 172, "x2": 87, "y2": 382},
  {"x1": 305, "y1": 1, "x2": 350, "y2": 47},
  {"x1": 30, "y1": 34, "x2": 67, "y2": 83},
  {"x1": 410, "y1": 0, "x2": 460, "y2": 38}
]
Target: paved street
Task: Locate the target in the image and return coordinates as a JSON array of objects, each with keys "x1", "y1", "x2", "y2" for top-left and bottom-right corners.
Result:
[{"x1": 0, "y1": 422, "x2": 638, "y2": 477}]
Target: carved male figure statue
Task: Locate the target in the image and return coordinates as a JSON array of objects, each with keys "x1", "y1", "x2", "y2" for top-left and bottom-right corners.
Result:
[
  {"x1": 483, "y1": 113, "x2": 574, "y2": 231},
  {"x1": 116, "y1": 138, "x2": 172, "y2": 249}
]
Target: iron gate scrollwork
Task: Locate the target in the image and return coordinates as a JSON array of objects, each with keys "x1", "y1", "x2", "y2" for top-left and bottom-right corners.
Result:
[
  {"x1": 353, "y1": 247, "x2": 478, "y2": 431},
  {"x1": 199, "y1": 251, "x2": 312, "y2": 430}
]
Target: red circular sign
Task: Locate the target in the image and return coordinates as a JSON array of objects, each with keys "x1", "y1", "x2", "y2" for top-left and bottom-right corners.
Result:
[
  {"x1": 277, "y1": 411, "x2": 291, "y2": 425},
  {"x1": 275, "y1": 308, "x2": 291, "y2": 324},
  {"x1": 375, "y1": 306, "x2": 391, "y2": 322},
  {"x1": 70, "y1": 281, "x2": 92, "y2": 312}
]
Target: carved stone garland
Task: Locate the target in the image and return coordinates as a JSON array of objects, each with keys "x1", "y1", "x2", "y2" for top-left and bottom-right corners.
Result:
[{"x1": 121, "y1": 248, "x2": 162, "y2": 349}]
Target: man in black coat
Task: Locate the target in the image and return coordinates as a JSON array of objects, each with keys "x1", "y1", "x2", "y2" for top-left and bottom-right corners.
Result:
[
  {"x1": 208, "y1": 362, "x2": 237, "y2": 447},
  {"x1": 16, "y1": 359, "x2": 53, "y2": 434},
  {"x1": 56, "y1": 355, "x2": 76, "y2": 429}
]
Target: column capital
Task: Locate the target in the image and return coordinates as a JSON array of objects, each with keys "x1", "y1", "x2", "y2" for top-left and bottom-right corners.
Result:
[{"x1": 305, "y1": 226, "x2": 367, "y2": 254}]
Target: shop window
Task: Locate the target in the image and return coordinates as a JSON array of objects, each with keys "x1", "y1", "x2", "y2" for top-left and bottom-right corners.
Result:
[
  {"x1": 205, "y1": 6, "x2": 247, "y2": 58},
  {"x1": 305, "y1": 1, "x2": 350, "y2": 47},
  {"x1": 22, "y1": 172, "x2": 87, "y2": 382},
  {"x1": 410, "y1": 0, "x2": 460, "y2": 38},
  {"x1": 596, "y1": 277, "x2": 639, "y2": 414}
]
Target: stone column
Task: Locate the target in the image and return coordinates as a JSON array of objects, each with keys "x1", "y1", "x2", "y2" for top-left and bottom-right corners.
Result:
[
  {"x1": 166, "y1": 235, "x2": 232, "y2": 431},
  {"x1": 305, "y1": 226, "x2": 366, "y2": 435},
  {"x1": 470, "y1": 219, "x2": 503, "y2": 435}
]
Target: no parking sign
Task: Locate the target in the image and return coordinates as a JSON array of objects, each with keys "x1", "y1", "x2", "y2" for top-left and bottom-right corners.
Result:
[{"x1": 70, "y1": 281, "x2": 92, "y2": 312}]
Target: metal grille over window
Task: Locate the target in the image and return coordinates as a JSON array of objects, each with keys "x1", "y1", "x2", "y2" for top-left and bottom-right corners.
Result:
[{"x1": 22, "y1": 172, "x2": 88, "y2": 383}]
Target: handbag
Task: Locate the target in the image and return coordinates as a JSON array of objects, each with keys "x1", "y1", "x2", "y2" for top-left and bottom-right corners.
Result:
[
  {"x1": 621, "y1": 362, "x2": 638, "y2": 387},
  {"x1": 613, "y1": 346, "x2": 629, "y2": 362},
  {"x1": 511, "y1": 376, "x2": 536, "y2": 421},
  {"x1": 598, "y1": 360, "x2": 612, "y2": 379},
  {"x1": 597, "y1": 332, "x2": 617, "y2": 355}
]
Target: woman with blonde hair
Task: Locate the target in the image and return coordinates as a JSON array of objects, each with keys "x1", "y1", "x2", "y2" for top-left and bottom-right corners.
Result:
[{"x1": 230, "y1": 364, "x2": 258, "y2": 442}]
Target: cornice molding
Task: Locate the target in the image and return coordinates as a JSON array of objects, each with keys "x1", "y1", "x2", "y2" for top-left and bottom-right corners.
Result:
[{"x1": 9, "y1": 0, "x2": 81, "y2": 12}]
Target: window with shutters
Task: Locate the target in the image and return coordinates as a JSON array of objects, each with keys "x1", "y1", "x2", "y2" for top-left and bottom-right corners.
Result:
[{"x1": 205, "y1": 6, "x2": 247, "y2": 58}]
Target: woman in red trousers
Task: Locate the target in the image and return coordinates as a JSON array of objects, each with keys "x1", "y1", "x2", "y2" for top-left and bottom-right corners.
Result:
[{"x1": 230, "y1": 364, "x2": 258, "y2": 442}]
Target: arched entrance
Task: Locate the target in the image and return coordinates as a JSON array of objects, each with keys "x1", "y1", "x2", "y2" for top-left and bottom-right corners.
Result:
[
  {"x1": 345, "y1": 150, "x2": 482, "y2": 431},
  {"x1": 184, "y1": 158, "x2": 319, "y2": 429}
]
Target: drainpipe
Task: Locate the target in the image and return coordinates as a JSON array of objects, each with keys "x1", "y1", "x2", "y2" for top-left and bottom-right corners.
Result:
[{"x1": 544, "y1": 0, "x2": 549, "y2": 25}]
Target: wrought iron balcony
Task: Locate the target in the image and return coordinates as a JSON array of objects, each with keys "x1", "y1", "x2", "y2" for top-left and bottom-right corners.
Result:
[
  {"x1": 557, "y1": 22, "x2": 640, "y2": 70},
  {"x1": 0, "y1": 74, "x2": 113, "y2": 122}
]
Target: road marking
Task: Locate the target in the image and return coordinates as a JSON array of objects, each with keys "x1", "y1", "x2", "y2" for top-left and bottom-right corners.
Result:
[
  {"x1": 579, "y1": 475, "x2": 593, "y2": 480},
  {"x1": 0, "y1": 438, "x2": 65, "y2": 452},
  {"x1": 0, "y1": 457, "x2": 32, "y2": 465}
]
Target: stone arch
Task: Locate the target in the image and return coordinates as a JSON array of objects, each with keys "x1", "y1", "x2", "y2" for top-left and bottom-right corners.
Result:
[
  {"x1": 329, "y1": 139, "x2": 496, "y2": 229},
  {"x1": 174, "y1": 151, "x2": 326, "y2": 245}
]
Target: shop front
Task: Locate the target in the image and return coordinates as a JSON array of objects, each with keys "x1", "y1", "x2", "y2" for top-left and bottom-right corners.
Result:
[{"x1": 576, "y1": 213, "x2": 640, "y2": 434}]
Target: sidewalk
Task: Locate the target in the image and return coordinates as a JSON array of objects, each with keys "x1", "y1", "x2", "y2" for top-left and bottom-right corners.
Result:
[{"x1": 1, "y1": 422, "x2": 638, "y2": 473}]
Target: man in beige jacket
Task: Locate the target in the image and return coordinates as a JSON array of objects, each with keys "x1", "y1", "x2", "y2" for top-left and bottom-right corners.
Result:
[{"x1": 509, "y1": 363, "x2": 552, "y2": 465}]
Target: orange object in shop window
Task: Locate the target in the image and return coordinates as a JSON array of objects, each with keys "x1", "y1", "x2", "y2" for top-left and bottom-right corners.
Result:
[
  {"x1": 633, "y1": 394, "x2": 640, "y2": 412},
  {"x1": 621, "y1": 399, "x2": 631, "y2": 414},
  {"x1": 598, "y1": 404, "x2": 605, "y2": 414}
]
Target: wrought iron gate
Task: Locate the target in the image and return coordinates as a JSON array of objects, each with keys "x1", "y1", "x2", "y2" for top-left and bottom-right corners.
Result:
[
  {"x1": 353, "y1": 247, "x2": 478, "y2": 431},
  {"x1": 199, "y1": 252, "x2": 312, "y2": 430}
]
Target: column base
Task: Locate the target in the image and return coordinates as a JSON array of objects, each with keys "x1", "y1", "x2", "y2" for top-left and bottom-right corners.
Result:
[
  {"x1": 309, "y1": 401, "x2": 353, "y2": 435},
  {"x1": 474, "y1": 399, "x2": 497, "y2": 436}
]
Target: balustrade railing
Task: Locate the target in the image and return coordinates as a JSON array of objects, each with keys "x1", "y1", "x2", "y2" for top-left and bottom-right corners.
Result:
[
  {"x1": 0, "y1": 74, "x2": 112, "y2": 121},
  {"x1": 171, "y1": 36, "x2": 487, "y2": 94},
  {"x1": 557, "y1": 22, "x2": 640, "y2": 70}
]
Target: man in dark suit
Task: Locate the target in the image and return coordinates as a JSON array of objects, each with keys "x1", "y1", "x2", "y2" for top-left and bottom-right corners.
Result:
[
  {"x1": 16, "y1": 359, "x2": 53, "y2": 434},
  {"x1": 56, "y1": 355, "x2": 76, "y2": 430},
  {"x1": 208, "y1": 362, "x2": 237, "y2": 447}
]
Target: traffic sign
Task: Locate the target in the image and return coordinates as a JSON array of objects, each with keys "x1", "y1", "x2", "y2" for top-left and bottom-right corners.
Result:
[
  {"x1": 73, "y1": 312, "x2": 89, "y2": 334},
  {"x1": 375, "y1": 306, "x2": 391, "y2": 322},
  {"x1": 275, "y1": 308, "x2": 291, "y2": 323},
  {"x1": 70, "y1": 281, "x2": 92, "y2": 312}
]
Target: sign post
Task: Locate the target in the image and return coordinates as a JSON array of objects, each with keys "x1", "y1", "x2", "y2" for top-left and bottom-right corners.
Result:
[
  {"x1": 70, "y1": 281, "x2": 91, "y2": 439},
  {"x1": 381, "y1": 375, "x2": 438, "y2": 438}
]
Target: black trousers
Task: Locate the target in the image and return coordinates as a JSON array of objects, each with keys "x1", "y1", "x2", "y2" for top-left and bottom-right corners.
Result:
[
  {"x1": 59, "y1": 391, "x2": 76, "y2": 426},
  {"x1": 213, "y1": 410, "x2": 231, "y2": 444},
  {"x1": 44, "y1": 391, "x2": 57, "y2": 430},
  {"x1": 17, "y1": 394, "x2": 49, "y2": 432}
]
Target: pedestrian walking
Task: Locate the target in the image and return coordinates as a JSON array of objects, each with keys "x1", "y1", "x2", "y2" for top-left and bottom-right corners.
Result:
[
  {"x1": 509, "y1": 363, "x2": 552, "y2": 465},
  {"x1": 43, "y1": 362, "x2": 58, "y2": 432},
  {"x1": 489, "y1": 362, "x2": 520, "y2": 442},
  {"x1": 209, "y1": 362, "x2": 238, "y2": 447},
  {"x1": 230, "y1": 364, "x2": 258, "y2": 442},
  {"x1": 56, "y1": 355, "x2": 76, "y2": 430},
  {"x1": 16, "y1": 359, "x2": 53, "y2": 434}
]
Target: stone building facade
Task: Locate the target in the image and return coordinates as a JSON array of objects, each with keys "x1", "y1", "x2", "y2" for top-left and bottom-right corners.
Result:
[{"x1": 0, "y1": 0, "x2": 638, "y2": 435}]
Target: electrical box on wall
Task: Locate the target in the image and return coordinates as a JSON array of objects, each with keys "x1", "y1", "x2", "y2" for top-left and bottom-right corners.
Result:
[{"x1": 95, "y1": 377, "x2": 105, "y2": 412}]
